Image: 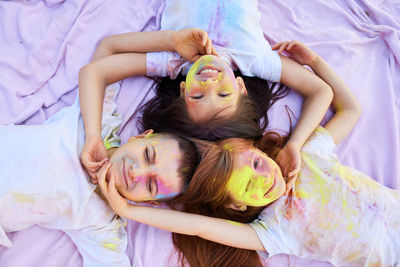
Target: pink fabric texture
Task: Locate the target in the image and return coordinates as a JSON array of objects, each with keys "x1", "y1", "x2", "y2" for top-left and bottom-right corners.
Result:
[{"x1": 0, "y1": 0, "x2": 398, "y2": 266}]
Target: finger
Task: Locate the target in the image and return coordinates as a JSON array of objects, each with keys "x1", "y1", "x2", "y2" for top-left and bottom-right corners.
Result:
[
  {"x1": 271, "y1": 41, "x2": 284, "y2": 50},
  {"x1": 211, "y1": 46, "x2": 219, "y2": 57},
  {"x1": 200, "y1": 30, "x2": 208, "y2": 47},
  {"x1": 284, "y1": 178, "x2": 295, "y2": 196},
  {"x1": 97, "y1": 162, "x2": 111, "y2": 189},
  {"x1": 196, "y1": 30, "x2": 207, "y2": 54},
  {"x1": 287, "y1": 40, "x2": 294, "y2": 51},
  {"x1": 205, "y1": 38, "x2": 212, "y2": 55},
  {"x1": 191, "y1": 55, "x2": 200, "y2": 62},
  {"x1": 288, "y1": 168, "x2": 300, "y2": 178},
  {"x1": 108, "y1": 175, "x2": 119, "y2": 195},
  {"x1": 278, "y1": 42, "x2": 289, "y2": 55}
]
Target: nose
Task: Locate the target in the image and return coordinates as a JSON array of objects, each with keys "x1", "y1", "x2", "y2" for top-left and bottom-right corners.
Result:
[
  {"x1": 128, "y1": 163, "x2": 142, "y2": 183},
  {"x1": 200, "y1": 76, "x2": 219, "y2": 86}
]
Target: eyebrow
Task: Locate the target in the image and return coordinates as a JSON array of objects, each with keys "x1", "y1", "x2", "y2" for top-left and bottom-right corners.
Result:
[{"x1": 151, "y1": 145, "x2": 156, "y2": 163}]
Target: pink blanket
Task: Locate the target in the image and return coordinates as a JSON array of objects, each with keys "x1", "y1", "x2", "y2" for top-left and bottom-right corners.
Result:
[{"x1": 0, "y1": 0, "x2": 399, "y2": 266}]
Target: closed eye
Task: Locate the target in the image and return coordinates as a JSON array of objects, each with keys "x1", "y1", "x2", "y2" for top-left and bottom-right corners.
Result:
[
  {"x1": 147, "y1": 177, "x2": 152, "y2": 193},
  {"x1": 218, "y1": 93, "x2": 231, "y2": 97},
  {"x1": 144, "y1": 147, "x2": 150, "y2": 163},
  {"x1": 254, "y1": 158, "x2": 260, "y2": 169},
  {"x1": 190, "y1": 95, "x2": 203, "y2": 99}
]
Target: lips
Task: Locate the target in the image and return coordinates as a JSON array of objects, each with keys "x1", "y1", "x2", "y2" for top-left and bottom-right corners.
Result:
[
  {"x1": 122, "y1": 158, "x2": 129, "y2": 188},
  {"x1": 196, "y1": 65, "x2": 221, "y2": 77}
]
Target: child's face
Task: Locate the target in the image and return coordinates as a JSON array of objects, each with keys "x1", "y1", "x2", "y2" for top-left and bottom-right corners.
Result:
[
  {"x1": 227, "y1": 146, "x2": 286, "y2": 208},
  {"x1": 182, "y1": 55, "x2": 247, "y2": 123},
  {"x1": 107, "y1": 133, "x2": 182, "y2": 202}
]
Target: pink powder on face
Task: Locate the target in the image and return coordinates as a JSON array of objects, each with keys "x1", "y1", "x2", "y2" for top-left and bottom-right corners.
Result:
[{"x1": 155, "y1": 180, "x2": 178, "y2": 200}]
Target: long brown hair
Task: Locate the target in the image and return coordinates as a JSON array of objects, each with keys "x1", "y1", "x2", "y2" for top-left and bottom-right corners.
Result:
[{"x1": 171, "y1": 131, "x2": 287, "y2": 267}]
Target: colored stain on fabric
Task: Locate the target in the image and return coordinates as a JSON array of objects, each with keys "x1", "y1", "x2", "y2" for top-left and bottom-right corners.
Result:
[{"x1": 13, "y1": 193, "x2": 35, "y2": 203}]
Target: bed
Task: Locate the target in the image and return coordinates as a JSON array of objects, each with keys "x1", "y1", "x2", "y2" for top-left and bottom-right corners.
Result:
[{"x1": 0, "y1": 0, "x2": 399, "y2": 266}]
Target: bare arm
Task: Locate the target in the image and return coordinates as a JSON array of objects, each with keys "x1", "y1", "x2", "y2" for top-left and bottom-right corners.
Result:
[
  {"x1": 308, "y1": 56, "x2": 362, "y2": 144},
  {"x1": 126, "y1": 205, "x2": 265, "y2": 251},
  {"x1": 79, "y1": 53, "x2": 147, "y2": 138},
  {"x1": 275, "y1": 55, "x2": 333, "y2": 187},
  {"x1": 279, "y1": 55, "x2": 334, "y2": 148},
  {"x1": 96, "y1": 163, "x2": 265, "y2": 251},
  {"x1": 274, "y1": 40, "x2": 362, "y2": 144},
  {"x1": 91, "y1": 29, "x2": 217, "y2": 62}
]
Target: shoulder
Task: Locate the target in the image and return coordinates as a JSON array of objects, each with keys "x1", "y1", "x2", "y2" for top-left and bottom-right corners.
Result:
[{"x1": 302, "y1": 126, "x2": 336, "y2": 154}]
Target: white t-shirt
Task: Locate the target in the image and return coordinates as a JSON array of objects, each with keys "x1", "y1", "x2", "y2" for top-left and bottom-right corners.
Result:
[
  {"x1": 146, "y1": 0, "x2": 281, "y2": 82},
  {"x1": 250, "y1": 127, "x2": 400, "y2": 266},
  {"x1": 0, "y1": 83, "x2": 130, "y2": 267}
]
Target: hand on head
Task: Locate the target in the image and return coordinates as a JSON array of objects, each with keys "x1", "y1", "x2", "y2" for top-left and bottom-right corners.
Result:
[
  {"x1": 272, "y1": 40, "x2": 319, "y2": 67},
  {"x1": 172, "y1": 28, "x2": 219, "y2": 62},
  {"x1": 81, "y1": 135, "x2": 109, "y2": 184},
  {"x1": 275, "y1": 142, "x2": 301, "y2": 195},
  {"x1": 97, "y1": 161, "x2": 131, "y2": 217}
]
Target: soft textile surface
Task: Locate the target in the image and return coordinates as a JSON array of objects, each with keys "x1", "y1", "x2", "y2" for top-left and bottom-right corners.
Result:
[{"x1": 0, "y1": 0, "x2": 398, "y2": 266}]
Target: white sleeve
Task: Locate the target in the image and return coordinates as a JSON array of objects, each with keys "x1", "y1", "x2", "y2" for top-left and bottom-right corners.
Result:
[
  {"x1": 146, "y1": 51, "x2": 191, "y2": 79},
  {"x1": 101, "y1": 82, "x2": 122, "y2": 150},
  {"x1": 64, "y1": 216, "x2": 130, "y2": 267},
  {"x1": 250, "y1": 49, "x2": 282, "y2": 82},
  {"x1": 0, "y1": 225, "x2": 12, "y2": 247},
  {"x1": 302, "y1": 126, "x2": 336, "y2": 155}
]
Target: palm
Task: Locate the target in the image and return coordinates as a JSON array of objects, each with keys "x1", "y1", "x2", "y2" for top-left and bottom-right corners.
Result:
[
  {"x1": 172, "y1": 28, "x2": 217, "y2": 62},
  {"x1": 81, "y1": 136, "x2": 108, "y2": 180}
]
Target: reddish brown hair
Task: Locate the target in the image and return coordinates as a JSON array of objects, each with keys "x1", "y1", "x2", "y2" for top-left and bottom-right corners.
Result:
[{"x1": 171, "y1": 131, "x2": 287, "y2": 267}]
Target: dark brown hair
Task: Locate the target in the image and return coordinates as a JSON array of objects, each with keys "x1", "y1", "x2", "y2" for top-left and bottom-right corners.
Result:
[
  {"x1": 138, "y1": 72, "x2": 288, "y2": 141},
  {"x1": 171, "y1": 131, "x2": 287, "y2": 267}
]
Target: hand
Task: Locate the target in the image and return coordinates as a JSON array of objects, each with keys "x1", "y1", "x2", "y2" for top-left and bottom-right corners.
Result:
[
  {"x1": 81, "y1": 134, "x2": 108, "y2": 184},
  {"x1": 275, "y1": 142, "x2": 302, "y2": 195},
  {"x1": 97, "y1": 162, "x2": 131, "y2": 217},
  {"x1": 172, "y1": 28, "x2": 218, "y2": 62},
  {"x1": 272, "y1": 40, "x2": 319, "y2": 67}
]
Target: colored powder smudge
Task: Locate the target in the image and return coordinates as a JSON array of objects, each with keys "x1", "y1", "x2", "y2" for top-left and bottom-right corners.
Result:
[
  {"x1": 103, "y1": 243, "x2": 119, "y2": 252},
  {"x1": 226, "y1": 220, "x2": 243, "y2": 227},
  {"x1": 13, "y1": 193, "x2": 35, "y2": 203}
]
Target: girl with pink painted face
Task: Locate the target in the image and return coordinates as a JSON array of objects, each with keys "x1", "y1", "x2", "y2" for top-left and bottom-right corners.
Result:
[
  {"x1": 79, "y1": 0, "x2": 334, "y2": 186},
  {"x1": 98, "y1": 41, "x2": 399, "y2": 266}
]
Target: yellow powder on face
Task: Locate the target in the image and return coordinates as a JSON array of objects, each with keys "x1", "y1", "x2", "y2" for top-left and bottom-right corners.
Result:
[{"x1": 13, "y1": 193, "x2": 35, "y2": 203}]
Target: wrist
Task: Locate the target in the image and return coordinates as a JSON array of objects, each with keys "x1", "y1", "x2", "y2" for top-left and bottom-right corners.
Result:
[
  {"x1": 85, "y1": 132, "x2": 102, "y2": 142},
  {"x1": 309, "y1": 54, "x2": 323, "y2": 71},
  {"x1": 165, "y1": 30, "x2": 176, "y2": 52}
]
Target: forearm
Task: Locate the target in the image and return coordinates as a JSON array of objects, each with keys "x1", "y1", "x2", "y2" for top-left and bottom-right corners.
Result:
[
  {"x1": 79, "y1": 65, "x2": 105, "y2": 138},
  {"x1": 308, "y1": 56, "x2": 362, "y2": 144},
  {"x1": 123, "y1": 205, "x2": 264, "y2": 251},
  {"x1": 79, "y1": 53, "x2": 147, "y2": 138},
  {"x1": 91, "y1": 30, "x2": 175, "y2": 62},
  {"x1": 288, "y1": 88, "x2": 333, "y2": 147},
  {"x1": 280, "y1": 56, "x2": 334, "y2": 147}
]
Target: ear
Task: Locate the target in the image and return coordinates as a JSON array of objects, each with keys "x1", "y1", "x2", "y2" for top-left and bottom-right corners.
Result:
[
  {"x1": 179, "y1": 81, "x2": 186, "y2": 98},
  {"x1": 128, "y1": 129, "x2": 154, "y2": 142},
  {"x1": 236, "y1": 77, "x2": 248, "y2": 95},
  {"x1": 226, "y1": 202, "x2": 247, "y2": 211}
]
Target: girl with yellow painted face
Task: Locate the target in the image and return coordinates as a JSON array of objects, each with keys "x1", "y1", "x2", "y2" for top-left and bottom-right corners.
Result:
[{"x1": 97, "y1": 41, "x2": 398, "y2": 266}]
